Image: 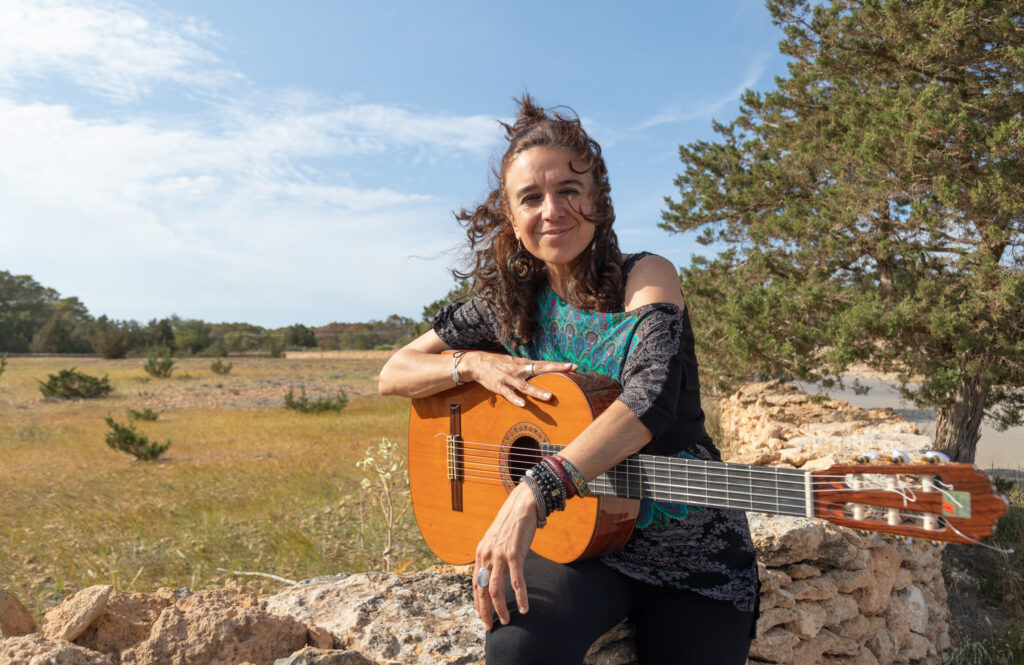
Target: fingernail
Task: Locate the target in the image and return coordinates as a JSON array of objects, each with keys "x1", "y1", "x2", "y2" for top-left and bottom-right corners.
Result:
[
  {"x1": 542, "y1": 392, "x2": 551, "y2": 398},
  {"x1": 515, "y1": 399, "x2": 525, "y2": 407},
  {"x1": 500, "y1": 617, "x2": 509, "y2": 625},
  {"x1": 519, "y1": 606, "x2": 527, "y2": 614}
]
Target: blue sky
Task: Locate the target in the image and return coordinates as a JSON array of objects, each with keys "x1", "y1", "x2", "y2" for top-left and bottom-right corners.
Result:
[{"x1": 0, "y1": 0, "x2": 790, "y2": 328}]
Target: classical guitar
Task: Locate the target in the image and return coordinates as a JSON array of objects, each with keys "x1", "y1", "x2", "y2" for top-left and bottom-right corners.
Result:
[{"x1": 408, "y1": 372, "x2": 1008, "y2": 565}]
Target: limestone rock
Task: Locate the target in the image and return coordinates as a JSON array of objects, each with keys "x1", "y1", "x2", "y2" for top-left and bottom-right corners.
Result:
[
  {"x1": 749, "y1": 627, "x2": 801, "y2": 663},
  {"x1": 0, "y1": 590, "x2": 36, "y2": 637},
  {"x1": 273, "y1": 647, "x2": 377, "y2": 665},
  {"x1": 42, "y1": 585, "x2": 113, "y2": 642},
  {"x1": 119, "y1": 584, "x2": 307, "y2": 665},
  {"x1": 749, "y1": 515, "x2": 825, "y2": 566},
  {"x1": 788, "y1": 577, "x2": 838, "y2": 601},
  {"x1": 74, "y1": 589, "x2": 172, "y2": 654},
  {"x1": 785, "y1": 601, "x2": 826, "y2": 639},
  {"x1": 264, "y1": 572, "x2": 484, "y2": 665},
  {"x1": 757, "y1": 608, "x2": 799, "y2": 636},
  {"x1": 784, "y1": 564, "x2": 821, "y2": 580},
  {"x1": 820, "y1": 593, "x2": 860, "y2": 628},
  {"x1": 854, "y1": 545, "x2": 900, "y2": 615},
  {"x1": 0, "y1": 633, "x2": 115, "y2": 665},
  {"x1": 896, "y1": 586, "x2": 928, "y2": 635}
]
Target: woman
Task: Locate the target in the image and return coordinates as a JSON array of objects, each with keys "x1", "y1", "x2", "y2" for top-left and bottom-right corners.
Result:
[{"x1": 379, "y1": 96, "x2": 758, "y2": 664}]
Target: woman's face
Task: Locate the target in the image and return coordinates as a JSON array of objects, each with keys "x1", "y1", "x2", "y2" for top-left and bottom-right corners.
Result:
[{"x1": 505, "y1": 146, "x2": 596, "y2": 274}]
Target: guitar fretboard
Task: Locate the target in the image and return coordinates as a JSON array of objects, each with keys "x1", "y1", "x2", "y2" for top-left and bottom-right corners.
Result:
[{"x1": 539, "y1": 444, "x2": 810, "y2": 517}]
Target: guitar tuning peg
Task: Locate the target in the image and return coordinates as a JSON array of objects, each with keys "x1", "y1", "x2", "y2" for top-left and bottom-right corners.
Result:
[
  {"x1": 923, "y1": 451, "x2": 951, "y2": 464},
  {"x1": 930, "y1": 540, "x2": 948, "y2": 551},
  {"x1": 857, "y1": 451, "x2": 880, "y2": 464},
  {"x1": 890, "y1": 449, "x2": 911, "y2": 464}
]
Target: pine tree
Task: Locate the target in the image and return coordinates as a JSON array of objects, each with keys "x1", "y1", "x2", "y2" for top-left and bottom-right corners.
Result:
[{"x1": 662, "y1": 0, "x2": 1024, "y2": 462}]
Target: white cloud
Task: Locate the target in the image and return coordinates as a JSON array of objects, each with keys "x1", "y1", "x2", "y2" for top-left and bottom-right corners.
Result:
[
  {"x1": 0, "y1": 0, "x2": 242, "y2": 102},
  {"x1": 633, "y1": 56, "x2": 770, "y2": 131},
  {"x1": 0, "y1": 0, "x2": 502, "y2": 325}
]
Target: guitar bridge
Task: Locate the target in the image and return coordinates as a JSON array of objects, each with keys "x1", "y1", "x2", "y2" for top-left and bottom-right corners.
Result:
[{"x1": 447, "y1": 403, "x2": 463, "y2": 512}]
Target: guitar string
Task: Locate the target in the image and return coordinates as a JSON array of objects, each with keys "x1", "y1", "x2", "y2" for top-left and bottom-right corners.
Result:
[
  {"x1": 439, "y1": 465, "x2": 951, "y2": 531},
  {"x1": 450, "y1": 446, "x2": 943, "y2": 506},
  {"x1": 450, "y1": 459, "x2": 927, "y2": 515},
  {"x1": 446, "y1": 452, "x2": 947, "y2": 523}
]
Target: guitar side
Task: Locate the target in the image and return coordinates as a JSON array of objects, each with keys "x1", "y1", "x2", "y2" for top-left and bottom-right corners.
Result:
[{"x1": 408, "y1": 372, "x2": 638, "y2": 565}]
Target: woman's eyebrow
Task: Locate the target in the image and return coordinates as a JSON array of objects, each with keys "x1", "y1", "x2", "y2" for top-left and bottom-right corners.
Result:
[{"x1": 514, "y1": 178, "x2": 585, "y2": 199}]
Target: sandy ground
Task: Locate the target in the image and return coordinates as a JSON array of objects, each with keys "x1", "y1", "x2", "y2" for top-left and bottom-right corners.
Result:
[{"x1": 797, "y1": 377, "x2": 1024, "y2": 479}]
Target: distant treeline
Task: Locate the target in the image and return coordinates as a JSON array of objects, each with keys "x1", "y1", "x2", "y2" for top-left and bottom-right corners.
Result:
[{"x1": 0, "y1": 270, "x2": 456, "y2": 357}]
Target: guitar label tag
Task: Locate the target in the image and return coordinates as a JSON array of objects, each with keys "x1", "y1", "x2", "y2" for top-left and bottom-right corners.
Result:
[{"x1": 941, "y1": 491, "x2": 971, "y2": 518}]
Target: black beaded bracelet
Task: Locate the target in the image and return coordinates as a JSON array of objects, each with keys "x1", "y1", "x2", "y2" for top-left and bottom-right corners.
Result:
[{"x1": 527, "y1": 463, "x2": 566, "y2": 514}]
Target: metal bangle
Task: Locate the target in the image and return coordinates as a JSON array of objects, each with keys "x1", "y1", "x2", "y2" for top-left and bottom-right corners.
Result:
[{"x1": 451, "y1": 351, "x2": 466, "y2": 385}]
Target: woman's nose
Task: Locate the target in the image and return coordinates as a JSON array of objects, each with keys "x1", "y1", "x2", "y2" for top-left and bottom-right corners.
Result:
[{"x1": 541, "y1": 193, "x2": 563, "y2": 219}]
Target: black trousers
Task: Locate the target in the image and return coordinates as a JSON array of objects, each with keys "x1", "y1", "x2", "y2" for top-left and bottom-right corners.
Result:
[{"x1": 485, "y1": 553, "x2": 756, "y2": 665}]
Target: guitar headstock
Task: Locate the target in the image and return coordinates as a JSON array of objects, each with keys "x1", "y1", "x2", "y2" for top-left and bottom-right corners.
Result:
[{"x1": 810, "y1": 454, "x2": 1009, "y2": 544}]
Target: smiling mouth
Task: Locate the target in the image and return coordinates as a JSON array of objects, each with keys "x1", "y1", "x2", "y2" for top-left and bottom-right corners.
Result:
[{"x1": 540, "y1": 228, "x2": 573, "y2": 238}]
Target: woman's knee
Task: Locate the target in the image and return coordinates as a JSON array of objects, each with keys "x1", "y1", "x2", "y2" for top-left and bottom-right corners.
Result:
[{"x1": 485, "y1": 616, "x2": 584, "y2": 665}]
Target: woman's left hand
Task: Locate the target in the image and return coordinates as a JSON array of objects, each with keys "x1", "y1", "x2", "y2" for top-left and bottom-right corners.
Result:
[{"x1": 473, "y1": 482, "x2": 538, "y2": 630}]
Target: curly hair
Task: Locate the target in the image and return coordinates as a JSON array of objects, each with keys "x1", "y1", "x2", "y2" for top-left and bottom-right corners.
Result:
[{"x1": 453, "y1": 94, "x2": 623, "y2": 344}]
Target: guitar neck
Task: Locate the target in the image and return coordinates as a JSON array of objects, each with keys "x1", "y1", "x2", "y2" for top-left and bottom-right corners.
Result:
[{"x1": 540, "y1": 444, "x2": 810, "y2": 517}]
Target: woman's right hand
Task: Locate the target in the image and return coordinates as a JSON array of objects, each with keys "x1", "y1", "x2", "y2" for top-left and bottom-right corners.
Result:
[{"x1": 461, "y1": 351, "x2": 575, "y2": 407}]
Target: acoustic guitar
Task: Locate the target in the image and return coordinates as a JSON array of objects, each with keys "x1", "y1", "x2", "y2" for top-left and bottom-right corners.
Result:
[{"x1": 408, "y1": 372, "x2": 1008, "y2": 565}]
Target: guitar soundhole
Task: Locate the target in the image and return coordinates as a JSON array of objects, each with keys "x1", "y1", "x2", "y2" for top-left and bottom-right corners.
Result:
[{"x1": 500, "y1": 422, "x2": 547, "y2": 492}]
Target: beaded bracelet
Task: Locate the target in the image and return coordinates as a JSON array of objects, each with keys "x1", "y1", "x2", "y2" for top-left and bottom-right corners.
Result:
[
  {"x1": 553, "y1": 454, "x2": 589, "y2": 497},
  {"x1": 526, "y1": 463, "x2": 566, "y2": 514},
  {"x1": 521, "y1": 474, "x2": 548, "y2": 528},
  {"x1": 542, "y1": 456, "x2": 577, "y2": 498}
]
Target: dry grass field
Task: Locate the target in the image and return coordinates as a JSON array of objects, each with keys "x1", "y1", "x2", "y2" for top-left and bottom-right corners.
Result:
[{"x1": 0, "y1": 353, "x2": 431, "y2": 619}]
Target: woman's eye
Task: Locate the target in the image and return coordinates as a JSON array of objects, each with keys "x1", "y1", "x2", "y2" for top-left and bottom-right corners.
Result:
[
  {"x1": 521, "y1": 194, "x2": 541, "y2": 204},
  {"x1": 560, "y1": 188, "x2": 579, "y2": 196}
]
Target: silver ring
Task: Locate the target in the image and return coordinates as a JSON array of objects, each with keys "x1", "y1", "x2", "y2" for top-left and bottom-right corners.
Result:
[
  {"x1": 477, "y1": 568, "x2": 491, "y2": 588},
  {"x1": 524, "y1": 363, "x2": 534, "y2": 378}
]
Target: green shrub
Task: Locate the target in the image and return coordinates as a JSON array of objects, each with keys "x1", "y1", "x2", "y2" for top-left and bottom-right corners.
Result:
[
  {"x1": 210, "y1": 358, "x2": 233, "y2": 375},
  {"x1": 143, "y1": 350, "x2": 175, "y2": 378},
  {"x1": 0, "y1": 353, "x2": 6, "y2": 379},
  {"x1": 104, "y1": 416, "x2": 170, "y2": 461},
  {"x1": 126, "y1": 407, "x2": 160, "y2": 421},
  {"x1": 38, "y1": 368, "x2": 113, "y2": 399},
  {"x1": 283, "y1": 386, "x2": 348, "y2": 413}
]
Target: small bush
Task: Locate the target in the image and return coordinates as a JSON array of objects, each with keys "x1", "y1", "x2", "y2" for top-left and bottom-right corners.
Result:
[
  {"x1": 143, "y1": 350, "x2": 175, "y2": 378},
  {"x1": 127, "y1": 407, "x2": 160, "y2": 421},
  {"x1": 210, "y1": 358, "x2": 233, "y2": 375},
  {"x1": 0, "y1": 353, "x2": 6, "y2": 379},
  {"x1": 104, "y1": 416, "x2": 170, "y2": 461},
  {"x1": 38, "y1": 368, "x2": 113, "y2": 399},
  {"x1": 283, "y1": 386, "x2": 348, "y2": 413},
  {"x1": 356, "y1": 437, "x2": 410, "y2": 572}
]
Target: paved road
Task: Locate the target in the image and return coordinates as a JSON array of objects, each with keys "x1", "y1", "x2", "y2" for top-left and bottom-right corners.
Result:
[{"x1": 796, "y1": 378, "x2": 1024, "y2": 479}]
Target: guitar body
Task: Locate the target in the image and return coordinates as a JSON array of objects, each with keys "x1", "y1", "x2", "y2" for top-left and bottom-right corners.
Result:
[{"x1": 409, "y1": 372, "x2": 638, "y2": 565}]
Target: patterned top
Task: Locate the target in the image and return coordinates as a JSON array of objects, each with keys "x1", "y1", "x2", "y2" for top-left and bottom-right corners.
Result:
[{"x1": 433, "y1": 253, "x2": 759, "y2": 613}]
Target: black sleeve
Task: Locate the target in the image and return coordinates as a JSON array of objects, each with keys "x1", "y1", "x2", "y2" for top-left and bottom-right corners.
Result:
[
  {"x1": 615, "y1": 303, "x2": 688, "y2": 439},
  {"x1": 432, "y1": 296, "x2": 505, "y2": 352}
]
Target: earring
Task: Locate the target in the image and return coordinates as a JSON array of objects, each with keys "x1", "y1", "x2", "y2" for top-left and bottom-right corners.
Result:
[{"x1": 507, "y1": 241, "x2": 534, "y2": 282}]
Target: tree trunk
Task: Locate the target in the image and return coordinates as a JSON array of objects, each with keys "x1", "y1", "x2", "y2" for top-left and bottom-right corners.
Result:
[{"x1": 933, "y1": 377, "x2": 989, "y2": 463}]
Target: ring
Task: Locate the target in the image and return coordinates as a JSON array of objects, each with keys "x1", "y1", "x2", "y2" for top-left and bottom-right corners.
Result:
[
  {"x1": 525, "y1": 363, "x2": 534, "y2": 378},
  {"x1": 477, "y1": 568, "x2": 491, "y2": 589}
]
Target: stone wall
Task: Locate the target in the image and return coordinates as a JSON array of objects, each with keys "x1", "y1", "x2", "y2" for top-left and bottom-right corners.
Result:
[
  {"x1": 724, "y1": 380, "x2": 950, "y2": 665},
  {"x1": 0, "y1": 380, "x2": 954, "y2": 665}
]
